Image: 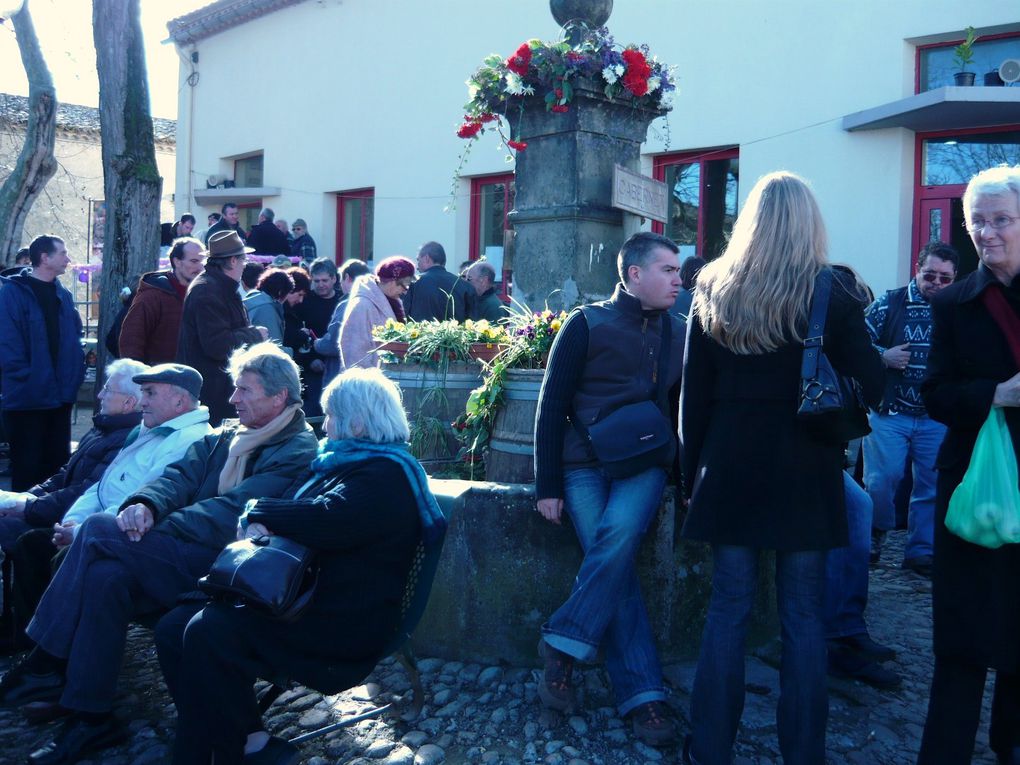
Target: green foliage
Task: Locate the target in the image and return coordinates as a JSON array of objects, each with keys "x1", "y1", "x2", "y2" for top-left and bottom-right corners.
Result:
[{"x1": 953, "y1": 26, "x2": 978, "y2": 71}]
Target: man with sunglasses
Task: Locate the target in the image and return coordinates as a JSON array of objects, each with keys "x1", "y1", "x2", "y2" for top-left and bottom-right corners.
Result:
[{"x1": 862, "y1": 241, "x2": 959, "y2": 581}]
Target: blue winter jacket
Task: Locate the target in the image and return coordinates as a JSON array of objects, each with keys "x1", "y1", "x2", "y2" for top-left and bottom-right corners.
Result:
[{"x1": 0, "y1": 269, "x2": 85, "y2": 410}]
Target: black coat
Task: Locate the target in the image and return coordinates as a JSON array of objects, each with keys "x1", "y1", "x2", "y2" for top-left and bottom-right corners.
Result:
[
  {"x1": 23, "y1": 411, "x2": 142, "y2": 528},
  {"x1": 241, "y1": 456, "x2": 421, "y2": 692},
  {"x1": 681, "y1": 268, "x2": 884, "y2": 551},
  {"x1": 245, "y1": 220, "x2": 290, "y2": 256},
  {"x1": 921, "y1": 265, "x2": 1020, "y2": 672},
  {"x1": 403, "y1": 266, "x2": 470, "y2": 322},
  {"x1": 176, "y1": 266, "x2": 262, "y2": 426}
]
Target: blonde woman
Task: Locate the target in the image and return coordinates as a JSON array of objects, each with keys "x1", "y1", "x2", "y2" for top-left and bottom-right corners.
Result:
[{"x1": 679, "y1": 172, "x2": 884, "y2": 765}]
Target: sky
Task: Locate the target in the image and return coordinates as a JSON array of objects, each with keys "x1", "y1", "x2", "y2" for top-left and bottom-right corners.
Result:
[{"x1": 0, "y1": 0, "x2": 210, "y2": 119}]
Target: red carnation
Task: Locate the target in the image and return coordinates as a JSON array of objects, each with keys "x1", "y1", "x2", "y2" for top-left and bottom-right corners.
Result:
[
  {"x1": 457, "y1": 121, "x2": 482, "y2": 139},
  {"x1": 506, "y1": 42, "x2": 532, "y2": 75},
  {"x1": 621, "y1": 48, "x2": 652, "y2": 97},
  {"x1": 550, "y1": 104, "x2": 569, "y2": 113},
  {"x1": 478, "y1": 113, "x2": 497, "y2": 123},
  {"x1": 507, "y1": 140, "x2": 528, "y2": 151}
]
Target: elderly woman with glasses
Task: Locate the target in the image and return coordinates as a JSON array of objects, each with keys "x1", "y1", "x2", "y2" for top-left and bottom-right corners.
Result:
[
  {"x1": 338, "y1": 256, "x2": 415, "y2": 370},
  {"x1": 918, "y1": 165, "x2": 1020, "y2": 765},
  {"x1": 158, "y1": 367, "x2": 445, "y2": 765}
]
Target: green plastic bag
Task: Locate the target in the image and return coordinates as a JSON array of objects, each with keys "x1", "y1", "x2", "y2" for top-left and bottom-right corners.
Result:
[{"x1": 945, "y1": 407, "x2": 1020, "y2": 549}]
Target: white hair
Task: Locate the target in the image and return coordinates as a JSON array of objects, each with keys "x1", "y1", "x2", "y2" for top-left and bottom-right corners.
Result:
[
  {"x1": 227, "y1": 342, "x2": 302, "y2": 405},
  {"x1": 963, "y1": 165, "x2": 1020, "y2": 225},
  {"x1": 321, "y1": 367, "x2": 409, "y2": 443},
  {"x1": 105, "y1": 358, "x2": 147, "y2": 400}
]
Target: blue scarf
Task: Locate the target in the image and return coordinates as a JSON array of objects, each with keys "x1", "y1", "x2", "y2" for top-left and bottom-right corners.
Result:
[{"x1": 311, "y1": 438, "x2": 447, "y2": 544}]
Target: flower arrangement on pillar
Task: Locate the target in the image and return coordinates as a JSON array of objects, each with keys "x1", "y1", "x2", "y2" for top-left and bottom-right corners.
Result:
[{"x1": 446, "y1": 27, "x2": 676, "y2": 204}]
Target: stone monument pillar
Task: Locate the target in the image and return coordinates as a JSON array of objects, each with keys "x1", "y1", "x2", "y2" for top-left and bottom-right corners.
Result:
[{"x1": 508, "y1": 0, "x2": 664, "y2": 312}]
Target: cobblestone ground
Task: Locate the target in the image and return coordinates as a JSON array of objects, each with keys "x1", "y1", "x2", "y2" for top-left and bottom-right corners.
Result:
[{"x1": 0, "y1": 525, "x2": 1000, "y2": 765}]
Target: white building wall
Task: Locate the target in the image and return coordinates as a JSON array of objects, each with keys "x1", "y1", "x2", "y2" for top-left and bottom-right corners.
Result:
[{"x1": 174, "y1": 0, "x2": 1019, "y2": 293}]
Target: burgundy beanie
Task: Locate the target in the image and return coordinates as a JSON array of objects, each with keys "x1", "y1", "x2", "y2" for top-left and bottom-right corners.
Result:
[{"x1": 375, "y1": 256, "x2": 415, "y2": 282}]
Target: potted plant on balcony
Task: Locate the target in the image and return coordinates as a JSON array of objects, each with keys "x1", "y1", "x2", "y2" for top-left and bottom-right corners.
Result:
[{"x1": 952, "y1": 26, "x2": 978, "y2": 86}]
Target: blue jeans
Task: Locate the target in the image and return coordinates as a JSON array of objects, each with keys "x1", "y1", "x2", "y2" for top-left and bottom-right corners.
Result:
[
  {"x1": 25, "y1": 514, "x2": 218, "y2": 712},
  {"x1": 542, "y1": 466, "x2": 668, "y2": 716},
  {"x1": 689, "y1": 546, "x2": 828, "y2": 765},
  {"x1": 863, "y1": 412, "x2": 946, "y2": 561},
  {"x1": 823, "y1": 473, "x2": 873, "y2": 639}
]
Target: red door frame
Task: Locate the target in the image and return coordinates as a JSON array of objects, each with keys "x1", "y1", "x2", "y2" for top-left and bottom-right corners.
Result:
[
  {"x1": 335, "y1": 188, "x2": 374, "y2": 265},
  {"x1": 469, "y1": 173, "x2": 515, "y2": 299},
  {"x1": 912, "y1": 125, "x2": 1019, "y2": 270},
  {"x1": 236, "y1": 201, "x2": 261, "y2": 239},
  {"x1": 651, "y1": 147, "x2": 739, "y2": 254}
]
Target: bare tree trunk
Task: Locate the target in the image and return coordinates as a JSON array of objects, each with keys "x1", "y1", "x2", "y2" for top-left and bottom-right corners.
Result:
[
  {"x1": 0, "y1": 1, "x2": 57, "y2": 265},
  {"x1": 93, "y1": 0, "x2": 161, "y2": 379}
]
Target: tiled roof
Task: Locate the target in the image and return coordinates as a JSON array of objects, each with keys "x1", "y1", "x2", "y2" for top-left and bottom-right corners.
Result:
[
  {"x1": 166, "y1": 0, "x2": 308, "y2": 45},
  {"x1": 0, "y1": 93, "x2": 177, "y2": 144}
]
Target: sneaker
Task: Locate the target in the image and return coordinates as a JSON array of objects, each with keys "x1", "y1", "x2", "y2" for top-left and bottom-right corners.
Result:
[
  {"x1": 537, "y1": 639, "x2": 575, "y2": 712},
  {"x1": 0, "y1": 656, "x2": 63, "y2": 707},
  {"x1": 827, "y1": 644, "x2": 902, "y2": 690},
  {"x1": 629, "y1": 701, "x2": 677, "y2": 747},
  {"x1": 902, "y1": 555, "x2": 934, "y2": 578},
  {"x1": 834, "y1": 633, "x2": 896, "y2": 663}
]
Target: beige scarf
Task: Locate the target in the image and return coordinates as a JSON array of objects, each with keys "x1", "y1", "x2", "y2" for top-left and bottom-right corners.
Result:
[{"x1": 218, "y1": 404, "x2": 302, "y2": 493}]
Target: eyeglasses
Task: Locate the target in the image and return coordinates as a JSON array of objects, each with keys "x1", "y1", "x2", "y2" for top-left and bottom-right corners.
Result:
[
  {"x1": 964, "y1": 215, "x2": 1020, "y2": 233},
  {"x1": 920, "y1": 271, "x2": 954, "y2": 285}
]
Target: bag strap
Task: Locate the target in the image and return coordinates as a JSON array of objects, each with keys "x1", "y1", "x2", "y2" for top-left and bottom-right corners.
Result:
[
  {"x1": 570, "y1": 313, "x2": 672, "y2": 441},
  {"x1": 800, "y1": 268, "x2": 833, "y2": 382},
  {"x1": 980, "y1": 286, "x2": 1020, "y2": 371}
]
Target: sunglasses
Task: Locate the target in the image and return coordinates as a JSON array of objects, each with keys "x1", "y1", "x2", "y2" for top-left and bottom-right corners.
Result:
[{"x1": 920, "y1": 271, "x2": 953, "y2": 285}]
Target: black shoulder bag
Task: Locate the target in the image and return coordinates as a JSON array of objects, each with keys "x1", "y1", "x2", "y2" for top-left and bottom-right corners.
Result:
[
  {"x1": 797, "y1": 268, "x2": 871, "y2": 445},
  {"x1": 570, "y1": 315, "x2": 675, "y2": 479}
]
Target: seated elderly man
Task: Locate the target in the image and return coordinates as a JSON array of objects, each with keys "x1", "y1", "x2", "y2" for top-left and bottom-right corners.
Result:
[
  {"x1": 0, "y1": 364, "x2": 212, "y2": 654},
  {"x1": 0, "y1": 343, "x2": 318, "y2": 765},
  {"x1": 0, "y1": 359, "x2": 147, "y2": 552}
]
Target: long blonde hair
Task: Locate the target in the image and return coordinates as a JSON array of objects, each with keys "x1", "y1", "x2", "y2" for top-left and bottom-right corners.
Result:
[{"x1": 693, "y1": 171, "x2": 828, "y2": 354}]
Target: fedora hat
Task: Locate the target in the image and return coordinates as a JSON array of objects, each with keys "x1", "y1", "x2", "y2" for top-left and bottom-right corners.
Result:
[{"x1": 206, "y1": 230, "x2": 255, "y2": 259}]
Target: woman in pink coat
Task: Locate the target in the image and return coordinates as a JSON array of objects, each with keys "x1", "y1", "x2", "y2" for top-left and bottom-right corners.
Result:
[{"x1": 339, "y1": 257, "x2": 415, "y2": 370}]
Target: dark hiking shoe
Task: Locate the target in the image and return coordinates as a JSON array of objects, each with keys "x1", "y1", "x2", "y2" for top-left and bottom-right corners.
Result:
[
  {"x1": 870, "y1": 529, "x2": 886, "y2": 564},
  {"x1": 629, "y1": 701, "x2": 678, "y2": 747},
  {"x1": 828, "y1": 644, "x2": 902, "y2": 690},
  {"x1": 28, "y1": 713, "x2": 128, "y2": 764},
  {"x1": 902, "y1": 555, "x2": 934, "y2": 578},
  {"x1": 537, "y1": 639, "x2": 575, "y2": 712},
  {"x1": 0, "y1": 656, "x2": 63, "y2": 707},
  {"x1": 833, "y1": 633, "x2": 896, "y2": 662}
]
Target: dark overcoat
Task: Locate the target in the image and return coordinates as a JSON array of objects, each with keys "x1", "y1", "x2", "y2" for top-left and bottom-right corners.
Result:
[
  {"x1": 403, "y1": 265, "x2": 471, "y2": 322},
  {"x1": 176, "y1": 266, "x2": 263, "y2": 426},
  {"x1": 238, "y1": 456, "x2": 421, "y2": 692},
  {"x1": 921, "y1": 265, "x2": 1020, "y2": 673},
  {"x1": 681, "y1": 268, "x2": 884, "y2": 551}
]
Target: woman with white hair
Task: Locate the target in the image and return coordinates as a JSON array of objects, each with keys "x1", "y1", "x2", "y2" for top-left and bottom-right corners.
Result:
[
  {"x1": 164, "y1": 367, "x2": 446, "y2": 765},
  {"x1": 679, "y1": 172, "x2": 884, "y2": 764},
  {"x1": 918, "y1": 165, "x2": 1020, "y2": 765}
]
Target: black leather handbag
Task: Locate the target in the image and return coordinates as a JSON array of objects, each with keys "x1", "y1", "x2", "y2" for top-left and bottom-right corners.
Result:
[
  {"x1": 797, "y1": 268, "x2": 870, "y2": 445},
  {"x1": 198, "y1": 534, "x2": 318, "y2": 622},
  {"x1": 571, "y1": 316, "x2": 675, "y2": 479}
]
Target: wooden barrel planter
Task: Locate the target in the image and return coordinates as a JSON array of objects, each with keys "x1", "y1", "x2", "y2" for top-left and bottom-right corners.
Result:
[
  {"x1": 486, "y1": 368, "x2": 545, "y2": 483},
  {"x1": 382, "y1": 361, "x2": 483, "y2": 461}
]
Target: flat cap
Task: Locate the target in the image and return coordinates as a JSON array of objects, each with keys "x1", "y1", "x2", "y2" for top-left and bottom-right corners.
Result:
[{"x1": 132, "y1": 363, "x2": 203, "y2": 400}]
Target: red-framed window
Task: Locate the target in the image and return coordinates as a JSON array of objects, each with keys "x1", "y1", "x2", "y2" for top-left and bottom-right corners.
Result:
[
  {"x1": 335, "y1": 188, "x2": 374, "y2": 264},
  {"x1": 652, "y1": 148, "x2": 739, "y2": 261},
  {"x1": 469, "y1": 173, "x2": 515, "y2": 297},
  {"x1": 916, "y1": 31, "x2": 1020, "y2": 92},
  {"x1": 912, "y1": 125, "x2": 1020, "y2": 276}
]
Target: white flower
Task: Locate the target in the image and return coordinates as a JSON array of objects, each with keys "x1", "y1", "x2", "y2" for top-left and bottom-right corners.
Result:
[
  {"x1": 647, "y1": 76, "x2": 661, "y2": 93},
  {"x1": 504, "y1": 72, "x2": 534, "y2": 96},
  {"x1": 659, "y1": 89, "x2": 675, "y2": 109},
  {"x1": 602, "y1": 66, "x2": 618, "y2": 85},
  {"x1": 614, "y1": 64, "x2": 624, "y2": 76}
]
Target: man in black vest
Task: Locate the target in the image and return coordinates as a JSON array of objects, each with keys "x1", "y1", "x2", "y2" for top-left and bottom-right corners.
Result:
[
  {"x1": 863, "y1": 241, "x2": 959, "y2": 577},
  {"x1": 533, "y1": 232, "x2": 684, "y2": 747}
]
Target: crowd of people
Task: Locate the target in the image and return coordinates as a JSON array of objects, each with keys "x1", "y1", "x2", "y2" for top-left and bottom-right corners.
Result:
[{"x1": 0, "y1": 164, "x2": 1015, "y2": 764}]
